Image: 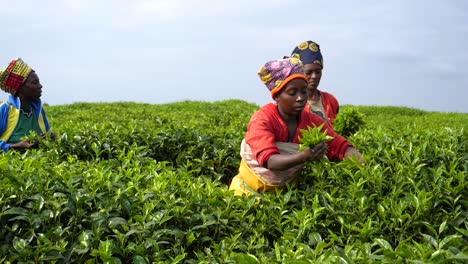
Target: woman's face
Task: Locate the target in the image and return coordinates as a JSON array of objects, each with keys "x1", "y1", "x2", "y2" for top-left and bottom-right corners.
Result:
[
  {"x1": 275, "y1": 78, "x2": 308, "y2": 118},
  {"x1": 303, "y1": 63, "x2": 322, "y2": 91},
  {"x1": 17, "y1": 71, "x2": 42, "y2": 100}
]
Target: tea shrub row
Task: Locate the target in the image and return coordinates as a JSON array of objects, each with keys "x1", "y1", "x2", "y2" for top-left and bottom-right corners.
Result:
[{"x1": 1, "y1": 100, "x2": 466, "y2": 263}]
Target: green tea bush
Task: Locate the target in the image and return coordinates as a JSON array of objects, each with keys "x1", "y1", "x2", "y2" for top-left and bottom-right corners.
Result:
[
  {"x1": 1, "y1": 101, "x2": 466, "y2": 263},
  {"x1": 333, "y1": 107, "x2": 366, "y2": 137}
]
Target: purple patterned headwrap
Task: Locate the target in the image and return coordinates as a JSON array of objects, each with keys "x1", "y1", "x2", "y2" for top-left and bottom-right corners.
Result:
[
  {"x1": 258, "y1": 57, "x2": 308, "y2": 99},
  {"x1": 291, "y1": 40, "x2": 324, "y2": 68}
]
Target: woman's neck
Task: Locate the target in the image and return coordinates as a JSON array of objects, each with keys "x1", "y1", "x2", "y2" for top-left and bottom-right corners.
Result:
[
  {"x1": 277, "y1": 106, "x2": 293, "y2": 123},
  {"x1": 277, "y1": 106, "x2": 296, "y2": 123},
  {"x1": 277, "y1": 106, "x2": 299, "y2": 142},
  {"x1": 19, "y1": 95, "x2": 32, "y2": 106},
  {"x1": 308, "y1": 89, "x2": 320, "y2": 101}
]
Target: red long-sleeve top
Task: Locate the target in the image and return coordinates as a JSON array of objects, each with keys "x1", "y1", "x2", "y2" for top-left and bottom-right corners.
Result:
[{"x1": 245, "y1": 103, "x2": 351, "y2": 167}]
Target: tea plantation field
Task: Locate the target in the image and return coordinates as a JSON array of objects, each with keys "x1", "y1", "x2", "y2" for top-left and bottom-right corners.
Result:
[{"x1": 1, "y1": 100, "x2": 466, "y2": 263}]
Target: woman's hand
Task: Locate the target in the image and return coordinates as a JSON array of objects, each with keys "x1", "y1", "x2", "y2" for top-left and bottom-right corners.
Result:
[
  {"x1": 266, "y1": 141, "x2": 327, "y2": 171},
  {"x1": 9, "y1": 131, "x2": 57, "y2": 151},
  {"x1": 302, "y1": 141, "x2": 327, "y2": 162},
  {"x1": 41, "y1": 131, "x2": 56, "y2": 140},
  {"x1": 344, "y1": 147, "x2": 363, "y2": 163},
  {"x1": 9, "y1": 138, "x2": 38, "y2": 150}
]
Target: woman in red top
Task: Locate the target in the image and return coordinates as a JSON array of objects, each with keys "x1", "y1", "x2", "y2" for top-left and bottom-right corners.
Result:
[
  {"x1": 229, "y1": 58, "x2": 362, "y2": 196},
  {"x1": 291, "y1": 40, "x2": 339, "y2": 126}
]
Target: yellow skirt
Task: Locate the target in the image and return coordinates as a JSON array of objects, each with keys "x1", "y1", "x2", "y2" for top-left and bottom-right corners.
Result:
[{"x1": 229, "y1": 158, "x2": 288, "y2": 196}]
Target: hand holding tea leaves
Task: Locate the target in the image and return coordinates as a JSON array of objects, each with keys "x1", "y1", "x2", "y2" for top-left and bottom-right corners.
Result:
[
  {"x1": 298, "y1": 123, "x2": 334, "y2": 151},
  {"x1": 10, "y1": 131, "x2": 56, "y2": 151},
  {"x1": 9, "y1": 131, "x2": 40, "y2": 150},
  {"x1": 298, "y1": 123, "x2": 334, "y2": 162}
]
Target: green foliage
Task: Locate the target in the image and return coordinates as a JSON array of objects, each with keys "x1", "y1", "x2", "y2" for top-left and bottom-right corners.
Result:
[
  {"x1": 298, "y1": 124, "x2": 333, "y2": 151},
  {"x1": 1, "y1": 100, "x2": 467, "y2": 263},
  {"x1": 333, "y1": 107, "x2": 366, "y2": 137}
]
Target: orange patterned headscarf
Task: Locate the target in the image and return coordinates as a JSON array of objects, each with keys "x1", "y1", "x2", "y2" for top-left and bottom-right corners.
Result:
[
  {"x1": 258, "y1": 57, "x2": 308, "y2": 99},
  {"x1": 0, "y1": 58, "x2": 33, "y2": 95}
]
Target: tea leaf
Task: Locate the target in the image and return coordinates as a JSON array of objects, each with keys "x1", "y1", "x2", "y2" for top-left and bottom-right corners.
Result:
[{"x1": 298, "y1": 123, "x2": 334, "y2": 151}]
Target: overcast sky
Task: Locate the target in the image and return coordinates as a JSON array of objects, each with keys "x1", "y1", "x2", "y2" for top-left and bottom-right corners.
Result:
[{"x1": 1, "y1": 0, "x2": 467, "y2": 112}]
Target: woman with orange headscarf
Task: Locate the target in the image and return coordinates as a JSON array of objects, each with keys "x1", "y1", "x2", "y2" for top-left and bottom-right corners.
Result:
[
  {"x1": 291, "y1": 40, "x2": 339, "y2": 126},
  {"x1": 0, "y1": 58, "x2": 53, "y2": 151},
  {"x1": 228, "y1": 57, "x2": 362, "y2": 196}
]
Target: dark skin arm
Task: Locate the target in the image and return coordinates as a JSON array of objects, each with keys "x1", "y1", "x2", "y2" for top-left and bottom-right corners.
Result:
[
  {"x1": 266, "y1": 141, "x2": 327, "y2": 171},
  {"x1": 8, "y1": 132, "x2": 56, "y2": 151},
  {"x1": 9, "y1": 139, "x2": 38, "y2": 150},
  {"x1": 266, "y1": 142, "x2": 363, "y2": 171}
]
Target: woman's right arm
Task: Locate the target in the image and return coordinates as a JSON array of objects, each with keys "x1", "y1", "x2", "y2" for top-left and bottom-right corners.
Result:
[
  {"x1": 266, "y1": 141, "x2": 327, "y2": 171},
  {"x1": 0, "y1": 139, "x2": 38, "y2": 152},
  {"x1": 9, "y1": 140, "x2": 38, "y2": 150}
]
